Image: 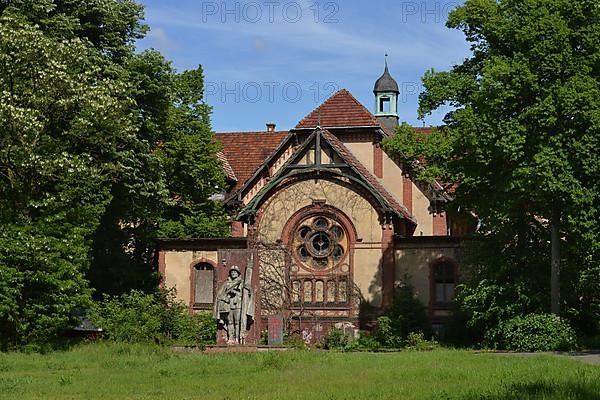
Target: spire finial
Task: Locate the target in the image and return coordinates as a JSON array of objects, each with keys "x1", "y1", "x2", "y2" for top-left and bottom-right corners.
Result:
[{"x1": 385, "y1": 54, "x2": 389, "y2": 70}]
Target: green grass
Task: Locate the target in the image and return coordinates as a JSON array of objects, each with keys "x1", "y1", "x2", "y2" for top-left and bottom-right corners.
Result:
[{"x1": 0, "y1": 343, "x2": 598, "y2": 399}]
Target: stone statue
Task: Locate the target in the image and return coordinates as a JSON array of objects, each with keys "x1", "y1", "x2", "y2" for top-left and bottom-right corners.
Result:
[{"x1": 214, "y1": 265, "x2": 255, "y2": 344}]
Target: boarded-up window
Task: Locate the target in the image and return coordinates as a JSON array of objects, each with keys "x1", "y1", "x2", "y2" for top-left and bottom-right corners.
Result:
[
  {"x1": 315, "y1": 281, "x2": 324, "y2": 303},
  {"x1": 338, "y1": 279, "x2": 347, "y2": 303},
  {"x1": 194, "y1": 263, "x2": 214, "y2": 307},
  {"x1": 303, "y1": 280, "x2": 313, "y2": 304},
  {"x1": 432, "y1": 261, "x2": 456, "y2": 307},
  {"x1": 292, "y1": 280, "x2": 301, "y2": 304},
  {"x1": 326, "y1": 281, "x2": 336, "y2": 304}
]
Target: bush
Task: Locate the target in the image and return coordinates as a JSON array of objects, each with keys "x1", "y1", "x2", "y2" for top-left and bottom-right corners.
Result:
[
  {"x1": 373, "y1": 283, "x2": 430, "y2": 348},
  {"x1": 323, "y1": 327, "x2": 350, "y2": 350},
  {"x1": 90, "y1": 288, "x2": 215, "y2": 345},
  {"x1": 454, "y1": 280, "x2": 540, "y2": 345},
  {"x1": 486, "y1": 313, "x2": 578, "y2": 352},
  {"x1": 171, "y1": 311, "x2": 216, "y2": 345},
  {"x1": 405, "y1": 331, "x2": 439, "y2": 351},
  {"x1": 374, "y1": 316, "x2": 402, "y2": 348},
  {"x1": 354, "y1": 334, "x2": 381, "y2": 351},
  {"x1": 389, "y1": 283, "x2": 430, "y2": 339}
]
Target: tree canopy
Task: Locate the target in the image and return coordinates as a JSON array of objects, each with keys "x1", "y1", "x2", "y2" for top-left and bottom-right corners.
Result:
[
  {"x1": 384, "y1": 0, "x2": 600, "y2": 337},
  {"x1": 0, "y1": 0, "x2": 228, "y2": 348}
]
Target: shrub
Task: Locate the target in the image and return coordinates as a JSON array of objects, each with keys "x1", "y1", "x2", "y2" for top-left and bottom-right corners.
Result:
[
  {"x1": 283, "y1": 333, "x2": 309, "y2": 350},
  {"x1": 373, "y1": 283, "x2": 430, "y2": 348},
  {"x1": 323, "y1": 327, "x2": 349, "y2": 350},
  {"x1": 374, "y1": 316, "x2": 402, "y2": 348},
  {"x1": 90, "y1": 288, "x2": 216, "y2": 345},
  {"x1": 486, "y1": 313, "x2": 578, "y2": 352},
  {"x1": 355, "y1": 334, "x2": 381, "y2": 351},
  {"x1": 389, "y1": 283, "x2": 430, "y2": 339},
  {"x1": 405, "y1": 331, "x2": 439, "y2": 351},
  {"x1": 171, "y1": 311, "x2": 216, "y2": 345},
  {"x1": 454, "y1": 280, "x2": 540, "y2": 344}
]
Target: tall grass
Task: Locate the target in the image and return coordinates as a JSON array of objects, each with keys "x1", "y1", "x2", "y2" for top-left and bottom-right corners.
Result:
[{"x1": 0, "y1": 343, "x2": 598, "y2": 399}]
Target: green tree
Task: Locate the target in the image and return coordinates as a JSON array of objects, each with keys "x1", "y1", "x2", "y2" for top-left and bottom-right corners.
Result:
[
  {"x1": 0, "y1": 1, "x2": 229, "y2": 346},
  {"x1": 157, "y1": 68, "x2": 229, "y2": 239},
  {"x1": 385, "y1": 0, "x2": 600, "y2": 336},
  {"x1": 0, "y1": 16, "x2": 133, "y2": 347},
  {"x1": 0, "y1": 0, "x2": 147, "y2": 61}
]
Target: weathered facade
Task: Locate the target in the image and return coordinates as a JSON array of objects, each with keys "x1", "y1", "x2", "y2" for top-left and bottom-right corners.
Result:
[{"x1": 158, "y1": 66, "x2": 471, "y2": 344}]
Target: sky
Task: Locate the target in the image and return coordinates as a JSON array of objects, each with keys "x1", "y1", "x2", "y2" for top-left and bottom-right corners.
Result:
[{"x1": 136, "y1": 0, "x2": 471, "y2": 133}]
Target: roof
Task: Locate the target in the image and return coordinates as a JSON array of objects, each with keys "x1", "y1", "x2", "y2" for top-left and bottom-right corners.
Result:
[
  {"x1": 320, "y1": 129, "x2": 417, "y2": 223},
  {"x1": 236, "y1": 127, "x2": 418, "y2": 224},
  {"x1": 295, "y1": 89, "x2": 381, "y2": 129},
  {"x1": 414, "y1": 127, "x2": 433, "y2": 134},
  {"x1": 217, "y1": 151, "x2": 237, "y2": 182},
  {"x1": 373, "y1": 62, "x2": 399, "y2": 93},
  {"x1": 215, "y1": 131, "x2": 288, "y2": 192}
]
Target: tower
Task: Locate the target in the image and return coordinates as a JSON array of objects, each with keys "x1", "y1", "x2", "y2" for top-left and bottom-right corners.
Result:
[{"x1": 373, "y1": 56, "x2": 400, "y2": 132}]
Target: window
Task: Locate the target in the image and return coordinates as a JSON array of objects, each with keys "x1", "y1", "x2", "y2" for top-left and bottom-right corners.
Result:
[
  {"x1": 431, "y1": 260, "x2": 456, "y2": 307},
  {"x1": 291, "y1": 278, "x2": 349, "y2": 307},
  {"x1": 379, "y1": 97, "x2": 390, "y2": 113},
  {"x1": 193, "y1": 263, "x2": 215, "y2": 308},
  {"x1": 292, "y1": 215, "x2": 348, "y2": 271}
]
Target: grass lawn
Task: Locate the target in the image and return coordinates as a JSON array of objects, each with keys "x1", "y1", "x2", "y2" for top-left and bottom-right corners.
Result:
[{"x1": 0, "y1": 343, "x2": 598, "y2": 399}]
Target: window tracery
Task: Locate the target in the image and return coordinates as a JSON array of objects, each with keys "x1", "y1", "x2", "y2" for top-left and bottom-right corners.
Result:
[{"x1": 291, "y1": 215, "x2": 348, "y2": 271}]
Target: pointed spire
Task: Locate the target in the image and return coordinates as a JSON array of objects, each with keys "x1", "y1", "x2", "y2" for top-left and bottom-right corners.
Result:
[{"x1": 374, "y1": 55, "x2": 399, "y2": 94}]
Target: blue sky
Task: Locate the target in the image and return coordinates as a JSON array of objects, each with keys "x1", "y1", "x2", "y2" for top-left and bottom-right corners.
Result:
[{"x1": 136, "y1": 0, "x2": 471, "y2": 132}]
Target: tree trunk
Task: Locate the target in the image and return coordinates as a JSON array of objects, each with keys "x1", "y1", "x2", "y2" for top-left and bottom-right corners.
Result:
[{"x1": 551, "y1": 205, "x2": 560, "y2": 316}]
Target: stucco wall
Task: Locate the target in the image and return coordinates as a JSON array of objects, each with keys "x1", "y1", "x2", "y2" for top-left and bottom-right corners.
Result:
[
  {"x1": 382, "y1": 152, "x2": 404, "y2": 205},
  {"x1": 257, "y1": 179, "x2": 380, "y2": 243},
  {"x1": 345, "y1": 142, "x2": 375, "y2": 176},
  {"x1": 394, "y1": 247, "x2": 459, "y2": 306},
  {"x1": 163, "y1": 250, "x2": 218, "y2": 304},
  {"x1": 412, "y1": 186, "x2": 433, "y2": 236},
  {"x1": 346, "y1": 141, "x2": 434, "y2": 236},
  {"x1": 353, "y1": 247, "x2": 383, "y2": 306}
]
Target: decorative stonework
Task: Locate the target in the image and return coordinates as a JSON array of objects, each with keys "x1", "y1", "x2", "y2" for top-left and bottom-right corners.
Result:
[{"x1": 291, "y1": 215, "x2": 349, "y2": 272}]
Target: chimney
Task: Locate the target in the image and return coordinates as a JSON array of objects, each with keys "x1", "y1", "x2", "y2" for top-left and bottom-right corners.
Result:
[{"x1": 266, "y1": 122, "x2": 276, "y2": 133}]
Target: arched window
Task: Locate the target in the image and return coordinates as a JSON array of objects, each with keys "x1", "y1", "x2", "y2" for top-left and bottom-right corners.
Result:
[
  {"x1": 292, "y1": 215, "x2": 349, "y2": 271},
  {"x1": 193, "y1": 263, "x2": 215, "y2": 308},
  {"x1": 431, "y1": 260, "x2": 457, "y2": 308}
]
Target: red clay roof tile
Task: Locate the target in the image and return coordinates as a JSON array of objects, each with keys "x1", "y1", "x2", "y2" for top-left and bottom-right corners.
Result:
[
  {"x1": 216, "y1": 151, "x2": 237, "y2": 182},
  {"x1": 215, "y1": 131, "x2": 288, "y2": 192},
  {"x1": 296, "y1": 89, "x2": 381, "y2": 129}
]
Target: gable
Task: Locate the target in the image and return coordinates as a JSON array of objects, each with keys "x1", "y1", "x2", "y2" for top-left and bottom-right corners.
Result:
[
  {"x1": 295, "y1": 89, "x2": 382, "y2": 130},
  {"x1": 237, "y1": 127, "x2": 417, "y2": 226}
]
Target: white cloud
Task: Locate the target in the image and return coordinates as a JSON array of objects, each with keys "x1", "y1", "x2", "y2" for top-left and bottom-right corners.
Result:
[{"x1": 144, "y1": 2, "x2": 469, "y2": 70}]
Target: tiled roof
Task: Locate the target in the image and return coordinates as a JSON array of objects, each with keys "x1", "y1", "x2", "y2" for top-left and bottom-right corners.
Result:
[
  {"x1": 414, "y1": 127, "x2": 433, "y2": 134},
  {"x1": 320, "y1": 129, "x2": 417, "y2": 224},
  {"x1": 216, "y1": 151, "x2": 237, "y2": 182},
  {"x1": 215, "y1": 131, "x2": 289, "y2": 192},
  {"x1": 296, "y1": 89, "x2": 381, "y2": 129}
]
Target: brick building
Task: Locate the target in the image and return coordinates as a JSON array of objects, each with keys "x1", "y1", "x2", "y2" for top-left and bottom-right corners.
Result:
[{"x1": 157, "y1": 64, "x2": 471, "y2": 344}]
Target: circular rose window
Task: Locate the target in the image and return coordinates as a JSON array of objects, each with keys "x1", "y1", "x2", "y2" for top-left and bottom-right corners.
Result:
[{"x1": 292, "y1": 215, "x2": 348, "y2": 270}]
